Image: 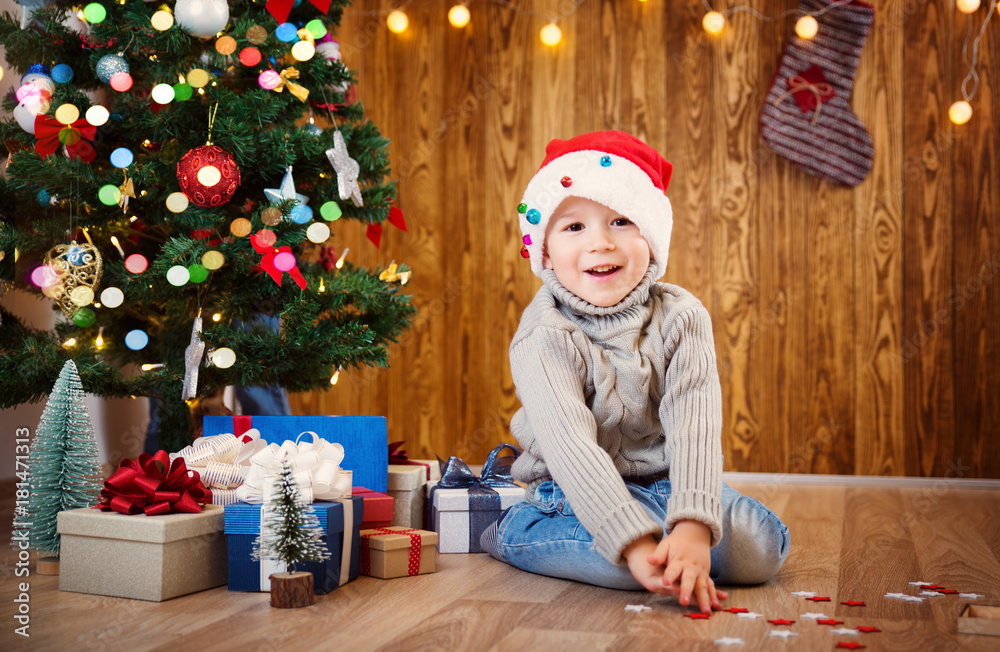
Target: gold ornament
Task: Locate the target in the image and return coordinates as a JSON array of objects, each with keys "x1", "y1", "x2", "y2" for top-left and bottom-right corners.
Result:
[
  {"x1": 118, "y1": 176, "x2": 136, "y2": 212},
  {"x1": 378, "y1": 261, "x2": 411, "y2": 285},
  {"x1": 42, "y1": 242, "x2": 103, "y2": 317}
]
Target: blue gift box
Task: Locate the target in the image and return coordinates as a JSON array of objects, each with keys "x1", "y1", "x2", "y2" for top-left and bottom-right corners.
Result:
[
  {"x1": 225, "y1": 497, "x2": 364, "y2": 594},
  {"x1": 204, "y1": 415, "x2": 388, "y2": 492}
]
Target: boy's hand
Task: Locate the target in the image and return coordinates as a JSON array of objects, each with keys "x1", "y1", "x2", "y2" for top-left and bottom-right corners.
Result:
[
  {"x1": 648, "y1": 520, "x2": 726, "y2": 613},
  {"x1": 623, "y1": 534, "x2": 674, "y2": 595}
]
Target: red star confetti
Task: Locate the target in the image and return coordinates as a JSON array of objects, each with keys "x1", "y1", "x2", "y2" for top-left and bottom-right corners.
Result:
[
  {"x1": 840, "y1": 600, "x2": 866, "y2": 606},
  {"x1": 836, "y1": 643, "x2": 866, "y2": 650},
  {"x1": 923, "y1": 585, "x2": 946, "y2": 590},
  {"x1": 857, "y1": 626, "x2": 881, "y2": 634},
  {"x1": 768, "y1": 619, "x2": 796, "y2": 626},
  {"x1": 806, "y1": 596, "x2": 831, "y2": 602},
  {"x1": 723, "y1": 607, "x2": 749, "y2": 613},
  {"x1": 817, "y1": 618, "x2": 844, "y2": 626},
  {"x1": 684, "y1": 612, "x2": 711, "y2": 620},
  {"x1": 938, "y1": 589, "x2": 958, "y2": 595}
]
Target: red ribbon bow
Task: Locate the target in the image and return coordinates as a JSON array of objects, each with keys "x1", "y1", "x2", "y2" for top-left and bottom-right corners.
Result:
[
  {"x1": 250, "y1": 233, "x2": 307, "y2": 289},
  {"x1": 96, "y1": 451, "x2": 208, "y2": 515},
  {"x1": 265, "y1": 0, "x2": 332, "y2": 23},
  {"x1": 34, "y1": 114, "x2": 97, "y2": 162},
  {"x1": 388, "y1": 441, "x2": 432, "y2": 481}
]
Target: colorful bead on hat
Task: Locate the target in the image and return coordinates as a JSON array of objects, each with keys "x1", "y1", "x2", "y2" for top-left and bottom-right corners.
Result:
[{"x1": 516, "y1": 130, "x2": 674, "y2": 279}]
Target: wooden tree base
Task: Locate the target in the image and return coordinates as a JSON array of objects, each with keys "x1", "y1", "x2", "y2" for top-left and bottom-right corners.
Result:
[
  {"x1": 269, "y1": 571, "x2": 314, "y2": 608},
  {"x1": 36, "y1": 556, "x2": 60, "y2": 576}
]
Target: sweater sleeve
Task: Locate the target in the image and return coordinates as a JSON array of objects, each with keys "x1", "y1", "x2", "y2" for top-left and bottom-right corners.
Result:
[
  {"x1": 510, "y1": 327, "x2": 663, "y2": 564},
  {"x1": 658, "y1": 303, "x2": 724, "y2": 546}
]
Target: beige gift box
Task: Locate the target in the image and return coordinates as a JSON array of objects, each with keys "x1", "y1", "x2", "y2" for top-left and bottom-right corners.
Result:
[
  {"x1": 57, "y1": 505, "x2": 227, "y2": 602},
  {"x1": 360, "y1": 526, "x2": 438, "y2": 579},
  {"x1": 388, "y1": 465, "x2": 428, "y2": 529}
]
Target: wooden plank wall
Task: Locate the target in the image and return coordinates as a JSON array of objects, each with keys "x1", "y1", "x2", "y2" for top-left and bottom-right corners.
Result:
[{"x1": 291, "y1": 0, "x2": 1000, "y2": 478}]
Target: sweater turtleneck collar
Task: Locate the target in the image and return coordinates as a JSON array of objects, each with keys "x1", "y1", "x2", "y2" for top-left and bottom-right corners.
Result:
[{"x1": 541, "y1": 263, "x2": 658, "y2": 321}]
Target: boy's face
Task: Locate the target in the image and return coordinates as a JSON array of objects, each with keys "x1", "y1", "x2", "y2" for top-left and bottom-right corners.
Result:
[{"x1": 542, "y1": 196, "x2": 651, "y2": 307}]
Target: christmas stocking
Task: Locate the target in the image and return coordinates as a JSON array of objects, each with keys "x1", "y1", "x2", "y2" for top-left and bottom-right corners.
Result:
[{"x1": 760, "y1": 0, "x2": 875, "y2": 186}]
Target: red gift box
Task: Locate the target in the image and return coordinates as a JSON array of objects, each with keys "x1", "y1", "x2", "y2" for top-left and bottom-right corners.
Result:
[{"x1": 355, "y1": 486, "x2": 393, "y2": 529}]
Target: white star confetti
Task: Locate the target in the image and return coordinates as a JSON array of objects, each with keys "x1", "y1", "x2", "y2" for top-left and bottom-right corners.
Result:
[
  {"x1": 959, "y1": 593, "x2": 983, "y2": 599},
  {"x1": 624, "y1": 604, "x2": 651, "y2": 613},
  {"x1": 830, "y1": 628, "x2": 859, "y2": 636},
  {"x1": 737, "y1": 612, "x2": 764, "y2": 620},
  {"x1": 920, "y1": 591, "x2": 944, "y2": 597},
  {"x1": 770, "y1": 630, "x2": 798, "y2": 639},
  {"x1": 902, "y1": 596, "x2": 925, "y2": 603},
  {"x1": 791, "y1": 591, "x2": 816, "y2": 598},
  {"x1": 714, "y1": 637, "x2": 744, "y2": 646},
  {"x1": 909, "y1": 581, "x2": 933, "y2": 587},
  {"x1": 884, "y1": 592, "x2": 908, "y2": 600},
  {"x1": 801, "y1": 613, "x2": 828, "y2": 620}
]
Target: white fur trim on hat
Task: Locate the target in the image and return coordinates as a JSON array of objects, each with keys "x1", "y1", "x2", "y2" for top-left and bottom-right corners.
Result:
[{"x1": 518, "y1": 150, "x2": 673, "y2": 279}]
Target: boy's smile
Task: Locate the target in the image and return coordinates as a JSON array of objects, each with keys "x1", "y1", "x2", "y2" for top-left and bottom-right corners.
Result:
[{"x1": 542, "y1": 196, "x2": 651, "y2": 307}]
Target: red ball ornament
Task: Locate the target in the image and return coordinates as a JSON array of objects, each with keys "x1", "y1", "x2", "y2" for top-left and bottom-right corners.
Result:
[{"x1": 176, "y1": 145, "x2": 240, "y2": 207}]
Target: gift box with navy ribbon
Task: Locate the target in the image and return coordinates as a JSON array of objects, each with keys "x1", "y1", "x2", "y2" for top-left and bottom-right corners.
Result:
[
  {"x1": 204, "y1": 415, "x2": 388, "y2": 492},
  {"x1": 428, "y1": 444, "x2": 525, "y2": 553},
  {"x1": 225, "y1": 496, "x2": 363, "y2": 594}
]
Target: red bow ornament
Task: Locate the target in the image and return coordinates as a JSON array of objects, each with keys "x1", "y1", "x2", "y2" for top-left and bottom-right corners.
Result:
[
  {"x1": 250, "y1": 233, "x2": 307, "y2": 289},
  {"x1": 34, "y1": 114, "x2": 97, "y2": 162},
  {"x1": 96, "y1": 451, "x2": 208, "y2": 515},
  {"x1": 388, "y1": 441, "x2": 432, "y2": 481},
  {"x1": 366, "y1": 205, "x2": 408, "y2": 249},
  {"x1": 266, "y1": 0, "x2": 331, "y2": 23}
]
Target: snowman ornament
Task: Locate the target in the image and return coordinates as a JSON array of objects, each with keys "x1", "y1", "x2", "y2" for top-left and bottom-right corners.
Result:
[{"x1": 13, "y1": 67, "x2": 55, "y2": 135}]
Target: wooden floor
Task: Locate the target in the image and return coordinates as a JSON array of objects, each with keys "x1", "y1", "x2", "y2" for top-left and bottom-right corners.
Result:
[{"x1": 2, "y1": 480, "x2": 999, "y2": 651}]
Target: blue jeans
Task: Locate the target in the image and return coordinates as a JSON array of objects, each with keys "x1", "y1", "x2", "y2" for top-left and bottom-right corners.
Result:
[{"x1": 494, "y1": 480, "x2": 790, "y2": 589}]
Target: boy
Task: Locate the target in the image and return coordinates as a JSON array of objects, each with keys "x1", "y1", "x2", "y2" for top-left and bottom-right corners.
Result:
[{"x1": 481, "y1": 131, "x2": 790, "y2": 614}]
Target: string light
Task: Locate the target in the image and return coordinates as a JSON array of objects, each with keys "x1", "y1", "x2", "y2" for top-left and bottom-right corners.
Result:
[
  {"x1": 95, "y1": 327, "x2": 104, "y2": 348},
  {"x1": 330, "y1": 365, "x2": 342, "y2": 385},
  {"x1": 110, "y1": 235, "x2": 125, "y2": 257},
  {"x1": 957, "y1": 0, "x2": 981, "y2": 13},
  {"x1": 319, "y1": 278, "x2": 326, "y2": 292},
  {"x1": 953, "y1": 0, "x2": 997, "y2": 124},
  {"x1": 702, "y1": 11, "x2": 725, "y2": 35},
  {"x1": 212, "y1": 313, "x2": 222, "y2": 322},
  {"x1": 795, "y1": 15, "x2": 818, "y2": 39},
  {"x1": 387, "y1": 9, "x2": 409, "y2": 34},
  {"x1": 141, "y1": 363, "x2": 165, "y2": 371},
  {"x1": 449, "y1": 4, "x2": 471, "y2": 28},
  {"x1": 540, "y1": 22, "x2": 562, "y2": 46},
  {"x1": 949, "y1": 100, "x2": 973, "y2": 125},
  {"x1": 335, "y1": 248, "x2": 349, "y2": 270},
  {"x1": 63, "y1": 338, "x2": 77, "y2": 348}
]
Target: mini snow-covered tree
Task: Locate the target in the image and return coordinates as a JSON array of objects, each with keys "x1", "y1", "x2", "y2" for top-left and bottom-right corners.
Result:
[
  {"x1": 254, "y1": 455, "x2": 330, "y2": 573},
  {"x1": 24, "y1": 359, "x2": 102, "y2": 556}
]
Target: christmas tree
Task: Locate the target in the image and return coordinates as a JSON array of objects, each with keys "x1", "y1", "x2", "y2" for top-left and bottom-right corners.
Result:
[
  {"x1": 254, "y1": 455, "x2": 330, "y2": 573},
  {"x1": 0, "y1": 1, "x2": 415, "y2": 451},
  {"x1": 24, "y1": 358, "x2": 102, "y2": 556}
]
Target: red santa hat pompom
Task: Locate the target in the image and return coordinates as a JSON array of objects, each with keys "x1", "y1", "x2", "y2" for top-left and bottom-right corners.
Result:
[{"x1": 517, "y1": 130, "x2": 674, "y2": 279}]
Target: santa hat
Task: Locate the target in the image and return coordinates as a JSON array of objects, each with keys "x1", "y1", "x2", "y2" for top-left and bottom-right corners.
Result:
[{"x1": 517, "y1": 130, "x2": 674, "y2": 279}]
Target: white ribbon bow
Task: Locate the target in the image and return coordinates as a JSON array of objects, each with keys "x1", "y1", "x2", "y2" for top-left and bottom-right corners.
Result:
[
  {"x1": 171, "y1": 429, "x2": 268, "y2": 505},
  {"x1": 236, "y1": 431, "x2": 352, "y2": 504}
]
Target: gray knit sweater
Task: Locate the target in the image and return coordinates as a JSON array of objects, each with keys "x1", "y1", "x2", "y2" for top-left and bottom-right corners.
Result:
[{"x1": 509, "y1": 264, "x2": 724, "y2": 564}]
